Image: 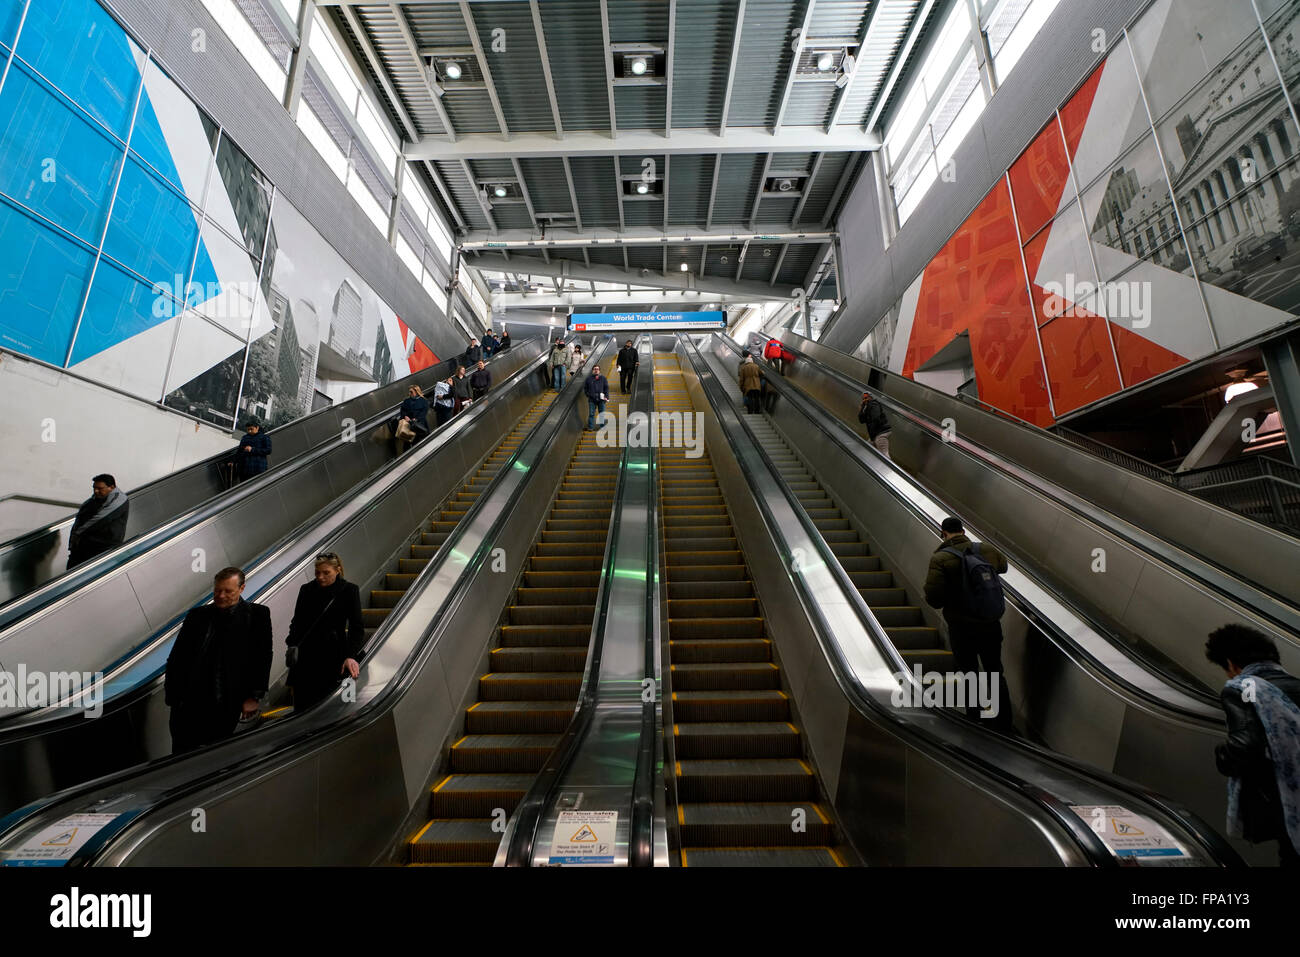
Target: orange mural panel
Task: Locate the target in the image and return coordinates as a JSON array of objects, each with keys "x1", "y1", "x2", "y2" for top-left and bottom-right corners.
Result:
[
  {"x1": 1057, "y1": 64, "x2": 1104, "y2": 161},
  {"x1": 904, "y1": 180, "x2": 1054, "y2": 426},
  {"x1": 1110, "y1": 322, "x2": 1187, "y2": 387},
  {"x1": 1008, "y1": 119, "x2": 1073, "y2": 243},
  {"x1": 1038, "y1": 313, "x2": 1123, "y2": 415},
  {"x1": 398, "y1": 318, "x2": 438, "y2": 373}
]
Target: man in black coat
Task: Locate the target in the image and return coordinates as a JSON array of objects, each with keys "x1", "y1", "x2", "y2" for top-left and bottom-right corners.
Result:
[
  {"x1": 235, "y1": 420, "x2": 272, "y2": 480},
  {"x1": 1206, "y1": 624, "x2": 1300, "y2": 866},
  {"x1": 68, "y1": 473, "x2": 130, "y2": 568},
  {"x1": 469, "y1": 359, "x2": 492, "y2": 400},
  {"x1": 616, "y1": 339, "x2": 639, "y2": 394},
  {"x1": 451, "y1": 365, "x2": 473, "y2": 413},
  {"x1": 463, "y1": 338, "x2": 483, "y2": 366},
  {"x1": 164, "y1": 567, "x2": 272, "y2": 754}
]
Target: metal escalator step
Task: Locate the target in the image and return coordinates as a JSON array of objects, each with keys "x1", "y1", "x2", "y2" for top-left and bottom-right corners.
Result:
[
  {"x1": 662, "y1": 524, "x2": 734, "y2": 539},
  {"x1": 669, "y1": 638, "x2": 770, "y2": 663},
  {"x1": 522, "y1": 571, "x2": 602, "y2": 588},
  {"x1": 665, "y1": 550, "x2": 744, "y2": 565},
  {"x1": 540, "y1": 530, "x2": 609, "y2": 543},
  {"x1": 830, "y1": 542, "x2": 870, "y2": 557},
  {"x1": 385, "y1": 573, "x2": 418, "y2": 589},
  {"x1": 428, "y1": 773, "x2": 534, "y2": 817},
  {"x1": 499, "y1": 624, "x2": 591, "y2": 646},
  {"x1": 398, "y1": 558, "x2": 430, "y2": 573},
  {"x1": 369, "y1": 590, "x2": 406, "y2": 608},
  {"x1": 667, "y1": 598, "x2": 759, "y2": 618},
  {"x1": 679, "y1": 803, "x2": 835, "y2": 848},
  {"x1": 490, "y1": 646, "x2": 588, "y2": 671},
  {"x1": 873, "y1": 606, "x2": 926, "y2": 627},
  {"x1": 408, "y1": 819, "x2": 499, "y2": 864},
  {"x1": 674, "y1": 721, "x2": 802, "y2": 758},
  {"x1": 529, "y1": 555, "x2": 604, "y2": 571},
  {"x1": 546, "y1": 519, "x2": 607, "y2": 531},
  {"x1": 681, "y1": 846, "x2": 842, "y2": 867},
  {"x1": 507, "y1": 604, "x2": 597, "y2": 625},
  {"x1": 420, "y1": 532, "x2": 447, "y2": 546},
  {"x1": 362, "y1": 608, "x2": 390, "y2": 626},
  {"x1": 533, "y1": 542, "x2": 608, "y2": 557},
  {"x1": 448, "y1": 733, "x2": 561, "y2": 772},
  {"x1": 431, "y1": 520, "x2": 460, "y2": 532},
  {"x1": 662, "y1": 538, "x2": 738, "y2": 553},
  {"x1": 665, "y1": 564, "x2": 747, "y2": 582},
  {"x1": 464, "y1": 702, "x2": 576, "y2": 734},
  {"x1": 820, "y1": 530, "x2": 859, "y2": 543},
  {"x1": 859, "y1": 587, "x2": 906, "y2": 605},
  {"x1": 667, "y1": 580, "x2": 753, "y2": 600},
  {"x1": 479, "y1": 672, "x2": 582, "y2": 701},
  {"x1": 516, "y1": 587, "x2": 599, "y2": 604},
  {"x1": 902, "y1": 649, "x2": 955, "y2": 669},
  {"x1": 675, "y1": 758, "x2": 816, "y2": 801},
  {"x1": 410, "y1": 545, "x2": 439, "y2": 559},
  {"x1": 812, "y1": 518, "x2": 850, "y2": 531},
  {"x1": 667, "y1": 617, "x2": 765, "y2": 639},
  {"x1": 670, "y1": 661, "x2": 780, "y2": 690}
]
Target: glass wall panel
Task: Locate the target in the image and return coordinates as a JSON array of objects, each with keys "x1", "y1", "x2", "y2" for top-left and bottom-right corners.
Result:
[
  {"x1": 68, "y1": 254, "x2": 177, "y2": 398},
  {"x1": 163, "y1": 310, "x2": 246, "y2": 428},
  {"x1": 209, "y1": 134, "x2": 272, "y2": 260},
  {"x1": 16, "y1": 0, "x2": 144, "y2": 139},
  {"x1": 1079, "y1": 135, "x2": 1177, "y2": 278},
  {"x1": 1061, "y1": 40, "x2": 1149, "y2": 192},
  {"x1": 0, "y1": 195, "x2": 95, "y2": 364},
  {"x1": 129, "y1": 59, "x2": 219, "y2": 201},
  {"x1": 0, "y1": 0, "x2": 24, "y2": 50},
  {"x1": 0, "y1": 62, "x2": 124, "y2": 246},
  {"x1": 101, "y1": 153, "x2": 202, "y2": 290}
]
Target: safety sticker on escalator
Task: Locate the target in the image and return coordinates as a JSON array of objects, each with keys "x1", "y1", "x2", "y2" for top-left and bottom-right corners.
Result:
[
  {"x1": 549, "y1": 811, "x2": 617, "y2": 866},
  {"x1": 1, "y1": 813, "x2": 122, "y2": 866},
  {"x1": 1068, "y1": 805, "x2": 1189, "y2": 862}
]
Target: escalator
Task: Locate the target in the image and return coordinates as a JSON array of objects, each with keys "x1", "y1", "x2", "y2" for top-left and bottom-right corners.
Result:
[
  {"x1": 361, "y1": 392, "x2": 555, "y2": 644},
  {"x1": 407, "y1": 389, "x2": 630, "y2": 864},
  {"x1": 743, "y1": 416, "x2": 948, "y2": 671},
  {"x1": 655, "y1": 356, "x2": 852, "y2": 867}
]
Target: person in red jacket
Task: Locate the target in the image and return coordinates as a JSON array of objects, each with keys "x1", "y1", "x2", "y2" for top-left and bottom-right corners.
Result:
[{"x1": 763, "y1": 338, "x2": 784, "y2": 375}]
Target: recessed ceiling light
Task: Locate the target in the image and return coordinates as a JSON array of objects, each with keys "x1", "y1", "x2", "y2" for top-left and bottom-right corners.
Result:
[
  {"x1": 493, "y1": 184, "x2": 508, "y2": 198},
  {"x1": 635, "y1": 182, "x2": 649, "y2": 194},
  {"x1": 816, "y1": 51, "x2": 835, "y2": 71},
  {"x1": 680, "y1": 262, "x2": 688, "y2": 271},
  {"x1": 630, "y1": 56, "x2": 649, "y2": 75},
  {"x1": 443, "y1": 61, "x2": 463, "y2": 80}
]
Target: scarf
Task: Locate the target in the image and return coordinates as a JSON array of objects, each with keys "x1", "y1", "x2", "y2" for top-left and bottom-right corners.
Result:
[
  {"x1": 77, "y1": 488, "x2": 127, "y2": 533},
  {"x1": 1224, "y1": 661, "x2": 1300, "y2": 852}
]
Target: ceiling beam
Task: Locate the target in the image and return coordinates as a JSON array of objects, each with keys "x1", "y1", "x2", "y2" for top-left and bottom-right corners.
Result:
[
  {"x1": 458, "y1": 226, "x2": 836, "y2": 248},
  {"x1": 463, "y1": 159, "x2": 498, "y2": 232},
  {"x1": 718, "y1": 0, "x2": 747, "y2": 136},
  {"x1": 749, "y1": 152, "x2": 772, "y2": 230},
  {"x1": 773, "y1": 0, "x2": 816, "y2": 135},
  {"x1": 473, "y1": 253, "x2": 795, "y2": 300},
  {"x1": 824, "y1": 0, "x2": 881, "y2": 131},
  {"x1": 819, "y1": 153, "x2": 861, "y2": 227},
  {"x1": 864, "y1": 0, "x2": 938, "y2": 133},
  {"x1": 562, "y1": 156, "x2": 584, "y2": 230},
  {"x1": 769, "y1": 243, "x2": 789, "y2": 285},
  {"x1": 700, "y1": 243, "x2": 708, "y2": 276},
  {"x1": 665, "y1": 0, "x2": 676, "y2": 136},
  {"x1": 388, "y1": 3, "x2": 457, "y2": 143},
  {"x1": 705, "y1": 154, "x2": 721, "y2": 231},
  {"x1": 529, "y1": 0, "x2": 564, "y2": 136},
  {"x1": 791, "y1": 151, "x2": 822, "y2": 225},
  {"x1": 613, "y1": 158, "x2": 626, "y2": 232},
  {"x1": 408, "y1": 126, "x2": 879, "y2": 161},
  {"x1": 458, "y1": 0, "x2": 509, "y2": 136},
  {"x1": 599, "y1": 0, "x2": 618, "y2": 136},
  {"x1": 735, "y1": 238, "x2": 750, "y2": 282},
  {"x1": 663, "y1": 154, "x2": 671, "y2": 231},
  {"x1": 511, "y1": 156, "x2": 541, "y2": 232}
]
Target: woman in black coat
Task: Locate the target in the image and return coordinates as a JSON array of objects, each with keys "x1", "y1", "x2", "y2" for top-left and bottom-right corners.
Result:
[
  {"x1": 235, "y1": 420, "x2": 272, "y2": 479},
  {"x1": 286, "y1": 552, "x2": 365, "y2": 711},
  {"x1": 389, "y1": 385, "x2": 430, "y2": 454}
]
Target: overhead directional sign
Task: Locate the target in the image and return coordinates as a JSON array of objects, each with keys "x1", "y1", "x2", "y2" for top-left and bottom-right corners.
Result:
[{"x1": 569, "y1": 311, "x2": 726, "y2": 332}]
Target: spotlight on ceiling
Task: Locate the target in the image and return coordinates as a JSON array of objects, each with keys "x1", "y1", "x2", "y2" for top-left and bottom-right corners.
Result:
[
  {"x1": 635, "y1": 181, "x2": 650, "y2": 195},
  {"x1": 442, "y1": 60, "x2": 463, "y2": 80},
  {"x1": 816, "y1": 51, "x2": 835, "y2": 71},
  {"x1": 629, "y1": 55, "x2": 649, "y2": 75},
  {"x1": 680, "y1": 262, "x2": 688, "y2": 272},
  {"x1": 776, "y1": 178, "x2": 795, "y2": 192},
  {"x1": 493, "y1": 184, "x2": 508, "y2": 198}
]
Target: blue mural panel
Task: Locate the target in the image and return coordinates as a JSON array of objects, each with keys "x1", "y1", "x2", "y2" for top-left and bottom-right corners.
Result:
[
  {"x1": 69, "y1": 253, "x2": 182, "y2": 366},
  {"x1": 0, "y1": 195, "x2": 94, "y2": 364}
]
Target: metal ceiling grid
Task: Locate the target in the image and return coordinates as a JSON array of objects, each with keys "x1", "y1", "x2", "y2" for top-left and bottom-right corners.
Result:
[
  {"x1": 536, "y1": 0, "x2": 612, "y2": 132},
  {"x1": 710, "y1": 153, "x2": 765, "y2": 225},
  {"x1": 798, "y1": 150, "x2": 851, "y2": 221},
  {"x1": 670, "y1": 0, "x2": 739, "y2": 129},
  {"x1": 518, "y1": 156, "x2": 573, "y2": 215},
  {"x1": 462, "y1": 1, "x2": 555, "y2": 133},
  {"x1": 348, "y1": 6, "x2": 448, "y2": 136},
  {"x1": 666, "y1": 153, "x2": 711, "y2": 225},
  {"x1": 727, "y1": 0, "x2": 804, "y2": 128},
  {"x1": 831, "y1": 0, "x2": 921, "y2": 126},
  {"x1": 568, "y1": 155, "x2": 621, "y2": 226}
]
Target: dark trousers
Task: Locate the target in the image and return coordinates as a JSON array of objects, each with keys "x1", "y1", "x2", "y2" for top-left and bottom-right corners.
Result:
[
  {"x1": 291, "y1": 672, "x2": 341, "y2": 712},
  {"x1": 766, "y1": 356, "x2": 784, "y2": 376},
  {"x1": 472, "y1": 386, "x2": 488, "y2": 400},
  {"x1": 744, "y1": 390, "x2": 761, "y2": 413},
  {"x1": 620, "y1": 367, "x2": 635, "y2": 393},
  {"x1": 435, "y1": 404, "x2": 453, "y2": 426},
  {"x1": 170, "y1": 704, "x2": 239, "y2": 754},
  {"x1": 947, "y1": 619, "x2": 1013, "y2": 730}
]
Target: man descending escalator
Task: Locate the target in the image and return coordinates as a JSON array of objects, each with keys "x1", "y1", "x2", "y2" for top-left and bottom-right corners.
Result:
[
  {"x1": 923, "y1": 517, "x2": 1013, "y2": 732},
  {"x1": 67, "y1": 473, "x2": 130, "y2": 568},
  {"x1": 617, "y1": 339, "x2": 639, "y2": 394},
  {"x1": 1205, "y1": 625, "x2": 1300, "y2": 868},
  {"x1": 164, "y1": 567, "x2": 273, "y2": 754}
]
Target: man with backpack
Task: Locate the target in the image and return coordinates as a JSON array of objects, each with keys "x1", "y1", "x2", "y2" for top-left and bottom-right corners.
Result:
[
  {"x1": 858, "y1": 392, "x2": 891, "y2": 459},
  {"x1": 923, "y1": 516, "x2": 1012, "y2": 731}
]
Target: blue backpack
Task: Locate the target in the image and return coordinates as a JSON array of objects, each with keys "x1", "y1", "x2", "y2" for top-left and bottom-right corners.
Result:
[{"x1": 941, "y1": 543, "x2": 1005, "y2": 621}]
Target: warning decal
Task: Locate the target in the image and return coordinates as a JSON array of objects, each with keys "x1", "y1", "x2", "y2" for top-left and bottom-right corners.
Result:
[{"x1": 549, "y1": 811, "x2": 617, "y2": 866}]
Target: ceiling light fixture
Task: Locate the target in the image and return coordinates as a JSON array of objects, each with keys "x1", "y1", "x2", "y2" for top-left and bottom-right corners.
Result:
[
  {"x1": 776, "y1": 178, "x2": 795, "y2": 192},
  {"x1": 443, "y1": 61, "x2": 463, "y2": 80},
  {"x1": 680, "y1": 262, "x2": 688, "y2": 271},
  {"x1": 636, "y1": 181, "x2": 650, "y2": 194},
  {"x1": 629, "y1": 56, "x2": 649, "y2": 75},
  {"x1": 816, "y1": 51, "x2": 835, "y2": 71},
  {"x1": 493, "y1": 184, "x2": 508, "y2": 198}
]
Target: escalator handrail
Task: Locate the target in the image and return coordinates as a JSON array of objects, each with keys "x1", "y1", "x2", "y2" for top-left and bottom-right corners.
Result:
[
  {"x1": 778, "y1": 333, "x2": 1300, "y2": 627},
  {"x1": 714, "y1": 333, "x2": 1223, "y2": 719},
  {"x1": 0, "y1": 337, "x2": 545, "y2": 609},
  {"x1": 0, "y1": 343, "x2": 562, "y2": 740},
  {"x1": 501, "y1": 337, "x2": 657, "y2": 867},
  {"x1": 682, "y1": 334, "x2": 1240, "y2": 867},
  {"x1": 0, "y1": 338, "x2": 617, "y2": 864}
]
